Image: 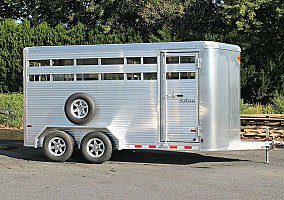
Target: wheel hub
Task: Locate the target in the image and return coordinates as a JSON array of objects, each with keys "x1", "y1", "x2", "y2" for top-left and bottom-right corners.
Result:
[
  {"x1": 87, "y1": 138, "x2": 105, "y2": 158},
  {"x1": 48, "y1": 137, "x2": 66, "y2": 156},
  {"x1": 70, "y1": 99, "x2": 89, "y2": 119}
]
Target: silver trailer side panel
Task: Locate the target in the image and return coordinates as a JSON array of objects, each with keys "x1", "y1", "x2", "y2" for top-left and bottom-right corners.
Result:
[
  {"x1": 23, "y1": 41, "x2": 241, "y2": 151},
  {"x1": 199, "y1": 48, "x2": 240, "y2": 150}
]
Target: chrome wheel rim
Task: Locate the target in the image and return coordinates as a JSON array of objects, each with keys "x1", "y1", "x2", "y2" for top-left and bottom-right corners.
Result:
[
  {"x1": 48, "y1": 137, "x2": 66, "y2": 156},
  {"x1": 71, "y1": 99, "x2": 89, "y2": 119},
  {"x1": 86, "y1": 138, "x2": 105, "y2": 158}
]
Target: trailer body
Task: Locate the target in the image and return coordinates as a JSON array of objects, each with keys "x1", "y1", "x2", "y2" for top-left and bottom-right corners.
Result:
[{"x1": 23, "y1": 41, "x2": 262, "y2": 162}]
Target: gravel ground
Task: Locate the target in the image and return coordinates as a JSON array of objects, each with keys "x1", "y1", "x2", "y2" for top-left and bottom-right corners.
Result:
[{"x1": 0, "y1": 141, "x2": 283, "y2": 200}]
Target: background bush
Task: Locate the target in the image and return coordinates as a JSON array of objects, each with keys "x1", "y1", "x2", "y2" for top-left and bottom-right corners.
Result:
[
  {"x1": 240, "y1": 99, "x2": 281, "y2": 115},
  {"x1": 0, "y1": 93, "x2": 23, "y2": 128}
]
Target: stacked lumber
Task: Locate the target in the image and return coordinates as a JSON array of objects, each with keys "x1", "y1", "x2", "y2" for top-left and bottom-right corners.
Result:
[{"x1": 241, "y1": 114, "x2": 284, "y2": 141}]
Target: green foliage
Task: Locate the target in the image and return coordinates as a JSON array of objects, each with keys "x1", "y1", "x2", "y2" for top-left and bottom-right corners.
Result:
[
  {"x1": 149, "y1": 27, "x2": 179, "y2": 43},
  {"x1": 272, "y1": 92, "x2": 284, "y2": 114},
  {"x1": 0, "y1": 19, "x2": 142, "y2": 93},
  {"x1": 0, "y1": 19, "x2": 33, "y2": 93},
  {"x1": 240, "y1": 99, "x2": 251, "y2": 114},
  {"x1": 0, "y1": 93, "x2": 23, "y2": 128},
  {"x1": 240, "y1": 99, "x2": 274, "y2": 114},
  {"x1": 0, "y1": 0, "x2": 23, "y2": 20},
  {"x1": 223, "y1": 0, "x2": 284, "y2": 103},
  {"x1": 240, "y1": 97, "x2": 284, "y2": 115}
]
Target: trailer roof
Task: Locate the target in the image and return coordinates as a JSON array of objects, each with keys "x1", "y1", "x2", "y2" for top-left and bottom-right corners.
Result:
[{"x1": 24, "y1": 41, "x2": 241, "y2": 56}]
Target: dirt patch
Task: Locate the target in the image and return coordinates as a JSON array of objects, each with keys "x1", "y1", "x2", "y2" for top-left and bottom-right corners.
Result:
[
  {"x1": 0, "y1": 125, "x2": 23, "y2": 130},
  {"x1": 0, "y1": 129, "x2": 24, "y2": 140}
]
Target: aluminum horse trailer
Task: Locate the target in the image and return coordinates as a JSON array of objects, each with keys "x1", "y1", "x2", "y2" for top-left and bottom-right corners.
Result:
[{"x1": 23, "y1": 41, "x2": 265, "y2": 163}]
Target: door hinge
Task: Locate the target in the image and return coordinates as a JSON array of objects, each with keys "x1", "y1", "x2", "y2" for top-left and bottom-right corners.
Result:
[
  {"x1": 197, "y1": 126, "x2": 201, "y2": 136},
  {"x1": 197, "y1": 58, "x2": 202, "y2": 69}
]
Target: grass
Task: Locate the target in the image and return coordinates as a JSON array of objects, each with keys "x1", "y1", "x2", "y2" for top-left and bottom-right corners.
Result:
[
  {"x1": 240, "y1": 100, "x2": 274, "y2": 114},
  {"x1": 241, "y1": 93, "x2": 284, "y2": 115},
  {"x1": 0, "y1": 93, "x2": 24, "y2": 129}
]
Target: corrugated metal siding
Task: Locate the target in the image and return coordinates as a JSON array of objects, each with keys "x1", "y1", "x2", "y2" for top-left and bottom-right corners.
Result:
[
  {"x1": 165, "y1": 80, "x2": 198, "y2": 142},
  {"x1": 25, "y1": 81, "x2": 158, "y2": 146}
]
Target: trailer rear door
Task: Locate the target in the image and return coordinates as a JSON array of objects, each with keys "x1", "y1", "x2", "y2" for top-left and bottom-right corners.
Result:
[{"x1": 160, "y1": 52, "x2": 199, "y2": 143}]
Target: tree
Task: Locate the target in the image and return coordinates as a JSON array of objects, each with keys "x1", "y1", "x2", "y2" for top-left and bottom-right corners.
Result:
[
  {"x1": 0, "y1": 0, "x2": 23, "y2": 20},
  {"x1": 0, "y1": 19, "x2": 142, "y2": 93},
  {"x1": 0, "y1": 19, "x2": 33, "y2": 92},
  {"x1": 222, "y1": 0, "x2": 284, "y2": 103}
]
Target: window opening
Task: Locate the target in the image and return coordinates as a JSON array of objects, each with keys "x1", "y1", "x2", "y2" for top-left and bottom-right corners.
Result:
[
  {"x1": 180, "y1": 56, "x2": 195, "y2": 63},
  {"x1": 76, "y1": 58, "x2": 98, "y2": 65},
  {"x1": 127, "y1": 57, "x2": 141, "y2": 64},
  {"x1": 101, "y1": 58, "x2": 124, "y2": 65},
  {"x1": 166, "y1": 72, "x2": 196, "y2": 80},
  {"x1": 143, "y1": 57, "x2": 157, "y2": 64},
  {"x1": 127, "y1": 73, "x2": 142, "y2": 80},
  {"x1": 166, "y1": 56, "x2": 179, "y2": 64},
  {"x1": 52, "y1": 74, "x2": 74, "y2": 81},
  {"x1": 40, "y1": 75, "x2": 51, "y2": 81},
  {"x1": 144, "y1": 73, "x2": 157, "y2": 80},
  {"x1": 29, "y1": 60, "x2": 50, "y2": 67},
  {"x1": 166, "y1": 72, "x2": 179, "y2": 79},
  {"x1": 180, "y1": 72, "x2": 196, "y2": 79},
  {"x1": 102, "y1": 73, "x2": 124, "y2": 80},
  {"x1": 77, "y1": 74, "x2": 99, "y2": 81},
  {"x1": 53, "y1": 59, "x2": 74, "y2": 66},
  {"x1": 29, "y1": 75, "x2": 40, "y2": 81}
]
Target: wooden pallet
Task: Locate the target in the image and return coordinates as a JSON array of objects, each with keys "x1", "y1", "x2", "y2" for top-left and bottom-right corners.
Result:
[
  {"x1": 241, "y1": 115, "x2": 284, "y2": 141},
  {"x1": 241, "y1": 114, "x2": 284, "y2": 126}
]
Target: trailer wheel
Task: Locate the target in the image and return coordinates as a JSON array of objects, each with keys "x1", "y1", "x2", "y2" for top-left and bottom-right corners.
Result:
[
  {"x1": 80, "y1": 132, "x2": 112, "y2": 164},
  {"x1": 64, "y1": 93, "x2": 95, "y2": 125},
  {"x1": 43, "y1": 131, "x2": 74, "y2": 162}
]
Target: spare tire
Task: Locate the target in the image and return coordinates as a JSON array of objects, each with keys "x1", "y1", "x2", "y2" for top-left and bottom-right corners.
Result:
[{"x1": 64, "y1": 93, "x2": 96, "y2": 125}]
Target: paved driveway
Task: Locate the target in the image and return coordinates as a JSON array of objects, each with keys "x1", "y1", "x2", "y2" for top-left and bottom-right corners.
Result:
[{"x1": 0, "y1": 141, "x2": 283, "y2": 200}]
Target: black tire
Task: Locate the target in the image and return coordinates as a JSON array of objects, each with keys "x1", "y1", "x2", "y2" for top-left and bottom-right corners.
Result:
[
  {"x1": 43, "y1": 130, "x2": 74, "y2": 162},
  {"x1": 80, "y1": 132, "x2": 112, "y2": 164},
  {"x1": 64, "y1": 93, "x2": 96, "y2": 125}
]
